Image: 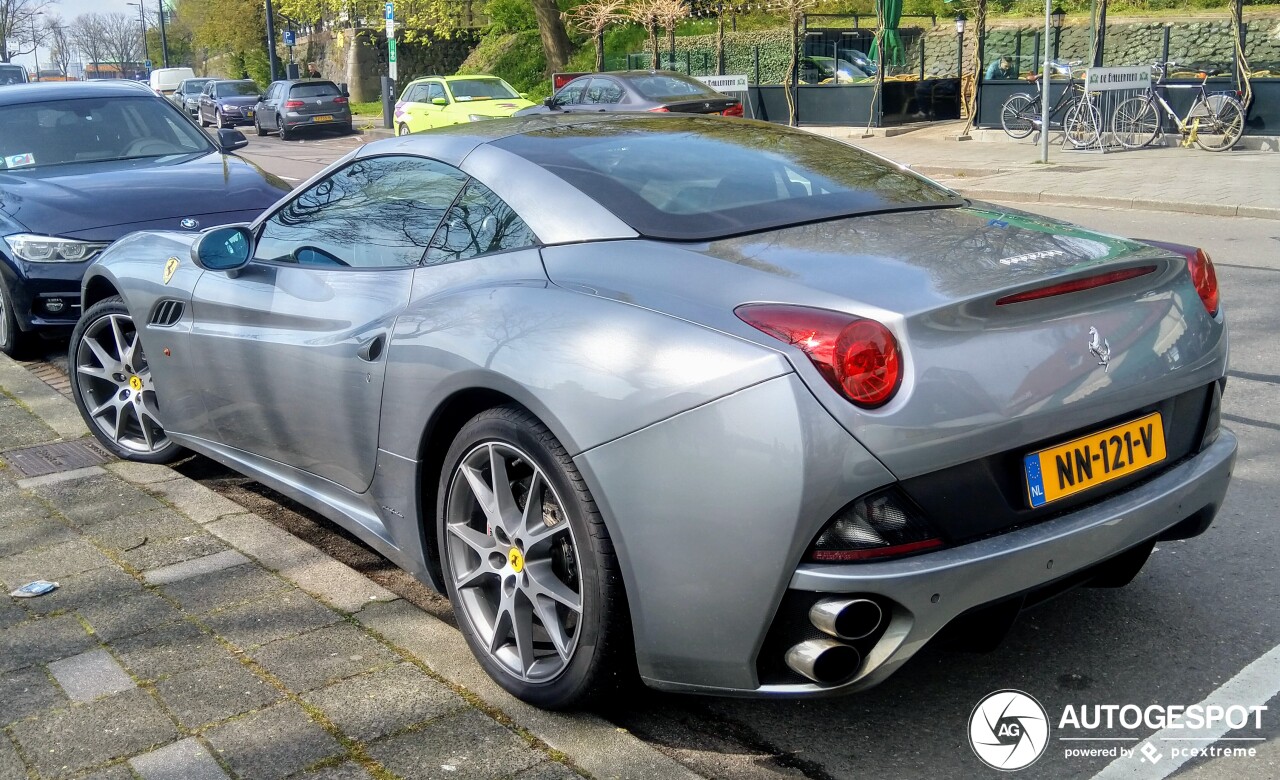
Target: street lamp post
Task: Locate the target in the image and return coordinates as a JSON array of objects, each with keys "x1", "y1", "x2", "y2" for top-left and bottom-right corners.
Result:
[
  {"x1": 264, "y1": 0, "x2": 280, "y2": 81},
  {"x1": 955, "y1": 13, "x2": 966, "y2": 77},
  {"x1": 1050, "y1": 7, "x2": 1065, "y2": 61},
  {"x1": 126, "y1": 2, "x2": 146, "y2": 76}
]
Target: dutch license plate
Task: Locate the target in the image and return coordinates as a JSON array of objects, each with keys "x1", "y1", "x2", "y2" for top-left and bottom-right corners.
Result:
[
  {"x1": 246, "y1": 109, "x2": 254, "y2": 117},
  {"x1": 1024, "y1": 412, "x2": 1166, "y2": 508},
  {"x1": 313, "y1": 115, "x2": 334, "y2": 122}
]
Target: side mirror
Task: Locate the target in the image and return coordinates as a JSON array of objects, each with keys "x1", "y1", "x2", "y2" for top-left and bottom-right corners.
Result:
[
  {"x1": 191, "y1": 226, "x2": 253, "y2": 274},
  {"x1": 431, "y1": 97, "x2": 447, "y2": 106},
  {"x1": 257, "y1": 94, "x2": 265, "y2": 102},
  {"x1": 543, "y1": 96, "x2": 559, "y2": 108},
  {"x1": 215, "y1": 128, "x2": 249, "y2": 152}
]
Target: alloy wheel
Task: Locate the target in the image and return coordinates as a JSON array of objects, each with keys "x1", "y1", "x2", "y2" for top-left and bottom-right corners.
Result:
[
  {"x1": 445, "y1": 441, "x2": 583, "y2": 683},
  {"x1": 74, "y1": 313, "x2": 169, "y2": 454}
]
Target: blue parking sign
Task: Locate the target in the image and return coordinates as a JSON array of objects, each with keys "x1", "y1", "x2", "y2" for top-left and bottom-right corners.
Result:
[
  {"x1": 385, "y1": 3, "x2": 394, "y2": 20},
  {"x1": 283, "y1": 30, "x2": 296, "y2": 47}
]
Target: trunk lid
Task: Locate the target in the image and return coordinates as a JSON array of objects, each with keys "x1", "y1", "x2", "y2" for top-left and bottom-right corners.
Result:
[{"x1": 540, "y1": 204, "x2": 1227, "y2": 481}]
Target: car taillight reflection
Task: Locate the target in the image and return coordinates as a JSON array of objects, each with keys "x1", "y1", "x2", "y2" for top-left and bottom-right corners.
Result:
[
  {"x1": 722, "y1": 103, "x2": 743, "y2": 117},
  {"x1": 736, "y1": 304, "x2": 903, "y2": 408}
]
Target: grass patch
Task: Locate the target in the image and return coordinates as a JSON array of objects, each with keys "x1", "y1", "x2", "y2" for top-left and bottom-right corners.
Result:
[{"x1": 349, "y1": 101, "x2": 382, "y2": 116}]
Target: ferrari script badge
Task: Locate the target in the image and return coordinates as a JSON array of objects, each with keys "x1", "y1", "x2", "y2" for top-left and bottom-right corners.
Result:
[
  {"x1": 1087, "y1": 327, "x2": 1111, "y2": 372},
  {"x1": 163, "y1": 257, "x2": 180, "y2": 285}
]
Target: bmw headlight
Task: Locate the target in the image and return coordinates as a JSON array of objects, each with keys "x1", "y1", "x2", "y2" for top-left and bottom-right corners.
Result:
[
  {"x1": 467, "y1": 114, "x2": 495, "y2": 122},
  {"x1": 3, "y1": 234, "x2": 108, "y2": 263}
]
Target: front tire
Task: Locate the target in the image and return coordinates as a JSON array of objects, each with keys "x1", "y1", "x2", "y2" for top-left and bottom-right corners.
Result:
[
  {"x1": 69, "y1": 296, "x2": 185, "y2": 464},
  {"x1": 254, "y1": 117, "x2": 267, "y2": 136},
  {"x1": 437, "y1": 406, "x2": 630, "y2": 709},
  {"x1": 397, "y1": 123, "x2": 411, "y2": 137},
  {"x1": 198, "y1": 110, "x2": 209, "y2": 127},
  {"x1": 0, "y1": 282, "x2": 35, "y2": 359},
  {"x1": 215, "y1": 111, "x2": 226, "y2": 129}
]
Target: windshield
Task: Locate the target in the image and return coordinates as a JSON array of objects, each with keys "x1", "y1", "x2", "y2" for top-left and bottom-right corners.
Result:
[
  {"x1": 495, "y1": 116, "x2": 961, "y2": 241},
  {"x1": 628, "y1": 74, "x2": 721, "y2": 101},
  {"x1": 447, "y1": 78, "x2": 519, "y2": 101},
  {"x1": 0, "y1": 96, "x2": 212, "y2": 170},
  {"x1": 290, "y1": 82, "x2": 339, "y2": 98},
  {"x1": 217, "y1": 81, "x2": 259, "y2": 97},
  {"x1": 0, "y1": 64, "x2": 26, "y2": 85}
]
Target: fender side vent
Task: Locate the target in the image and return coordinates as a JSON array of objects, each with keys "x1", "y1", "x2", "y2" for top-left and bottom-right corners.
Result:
[{"x1": 150, "y1": 300, "x2": 185, "y2": 327}]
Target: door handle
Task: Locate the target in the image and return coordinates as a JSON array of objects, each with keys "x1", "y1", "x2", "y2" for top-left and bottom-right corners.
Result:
[{"x1": 357, "y1": 333, "x2": 386, "y2": 362}]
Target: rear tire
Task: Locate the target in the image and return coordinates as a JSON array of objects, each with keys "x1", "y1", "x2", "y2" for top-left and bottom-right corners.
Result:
[
  {"x1": 277, "y1": 116, "x2": 290, "y2": 141},
  {"x1": 1000, "y1": 93, "x2": 1036, "y2": 139},
  {"x1": 437, "y1": 405, "x2": 632, "y2": 709},
  {"x1": 1193, "y1": 95, "x2": 1245, "y2": 152}
]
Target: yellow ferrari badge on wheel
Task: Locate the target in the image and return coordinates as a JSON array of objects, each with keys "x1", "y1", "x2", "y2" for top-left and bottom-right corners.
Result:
[
  {"x1": 128, "y1": 375, "x2": 143, "y2": 392},
  {"x1": 508, "y1": 547, "x2": 524, "y2": 573},
  {"x1": 163, "y1": 257, "x2": 180, "y2": 285}
]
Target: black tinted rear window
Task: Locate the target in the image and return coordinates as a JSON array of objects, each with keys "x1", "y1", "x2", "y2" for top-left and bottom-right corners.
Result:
[
  {"x1": 628, "y1": 74, "x2": 719, "y2": 101},
  {"x1": 217, "y1": 81, "x2": 259, "y2": 97},
  {"x1": 290, "y1": 82, "x2": 340, "y2": 98},
  {"x1": 493, "y1": 116, "x2": 961, "y2": 241}
]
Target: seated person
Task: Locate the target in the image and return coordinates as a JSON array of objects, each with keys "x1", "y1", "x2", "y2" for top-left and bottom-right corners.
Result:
[{"x1": 986, "y1": 56, "x2": 1018, "y2": 80}]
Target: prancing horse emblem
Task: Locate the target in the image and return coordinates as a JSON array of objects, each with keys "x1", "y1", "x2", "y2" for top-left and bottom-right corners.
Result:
[{"x1": 1088, "y1": 326, "x2": 1111, "y2": 372}]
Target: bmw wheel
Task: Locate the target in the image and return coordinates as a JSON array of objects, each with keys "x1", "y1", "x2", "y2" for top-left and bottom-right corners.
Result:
[
  {"x1": 438, "y1": 406, "x2": 631, "y2": 709},
  {"x1": 69, "y1": 296, "x2": 185, "y2": 463},
  {"x1": 0, "y1": 283, "x2": 35, "y2": 358}
]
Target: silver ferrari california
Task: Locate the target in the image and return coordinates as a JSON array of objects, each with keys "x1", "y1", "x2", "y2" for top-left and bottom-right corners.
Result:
[{"x1": 70, "y1": 114, "x2": 1235, "y2": 709}]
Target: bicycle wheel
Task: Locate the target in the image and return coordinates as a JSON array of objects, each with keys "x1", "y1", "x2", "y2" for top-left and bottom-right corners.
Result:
[
  {"x1": 1064, "y1": 99, "x2": 1102, "y2": 149},
  {"x1": 1000, "y1": 93, "x2": 1037, "y2": 139},
  {"x1": 1193, "y1": 95, "x2": 1245, "y2": 152},
  {"x1": 1111, "y1": 96, "x2": 1161, "y2": 149}
]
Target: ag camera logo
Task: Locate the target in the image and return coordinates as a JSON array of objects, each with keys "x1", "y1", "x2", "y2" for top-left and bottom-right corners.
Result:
[{"x1": 969, "y1": 689, "x2": 1050, "y2": 771}]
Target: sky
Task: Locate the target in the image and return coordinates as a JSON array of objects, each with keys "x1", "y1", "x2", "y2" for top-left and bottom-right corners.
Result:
[{"x1": 9, "y1": 0, "x2": 148, "y2": 73}]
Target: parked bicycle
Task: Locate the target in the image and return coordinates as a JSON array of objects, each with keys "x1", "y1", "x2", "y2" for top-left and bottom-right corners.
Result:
[
  {"x1": 1110, "y1": 62, "x2": 1246, "y2": 152},
  {"x1": 999, "y1": 62, "x2": 1102, "y2": 149}
]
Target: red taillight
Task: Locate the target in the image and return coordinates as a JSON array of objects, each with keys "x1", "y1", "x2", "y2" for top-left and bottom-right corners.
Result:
[
  {"x1": 736, "y1": 304, "x2": 902, "y2": 408},
  {"x1": 333, "y1": 96, "x2": 348, "y2": 104},
  {"x1": 995, "y1": 266, "x2": 1157, "y2": 306},
  {"x1": 285, "y1": 99, "x2": 304, "y2": 109},
  {"x1": 648, "y1": 106, "x2": 670, "y2": 112},
  {"x1": 810, "y1": 538, "x2": 943, "y2": 562},
  {"x1": 722, "y1": 103, "x2": 743, "y2": 117},
  {"x1": 1135, "y1": 240, "x2": 1220, "y2": 316}
]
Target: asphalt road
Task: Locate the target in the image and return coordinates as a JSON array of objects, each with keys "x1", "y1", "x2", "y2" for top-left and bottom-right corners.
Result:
[{"x1": 31, "y1": 131, "x2": 1280, "y2": 779}]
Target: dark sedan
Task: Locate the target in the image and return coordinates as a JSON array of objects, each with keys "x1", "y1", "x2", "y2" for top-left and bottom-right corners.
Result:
[
  {"x1": 515, "y1": 70, "x2": 741, "y2": 117},
  {"x1": 0, "y1": 82, "x2": 290, "y2": 356},
  {"x1": 198, "y1": 79, "x2": 261, "y2": 129},
  {"x1": 171, "y1": 77, "x2": 212, "y2": 116}
]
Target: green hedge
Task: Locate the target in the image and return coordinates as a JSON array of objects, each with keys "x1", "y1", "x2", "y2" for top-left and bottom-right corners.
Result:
[{"x1": 641, "y1": 28, "x2": 796, "y2": 84}]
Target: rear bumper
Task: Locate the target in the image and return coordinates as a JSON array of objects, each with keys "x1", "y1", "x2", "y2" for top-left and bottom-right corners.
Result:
[
  {"x1": 653, "y1": 428, "x2": 1237, "y2": 697},
  {"x1": 284, "y1": 112, "x2": 352, "y2": 130}
]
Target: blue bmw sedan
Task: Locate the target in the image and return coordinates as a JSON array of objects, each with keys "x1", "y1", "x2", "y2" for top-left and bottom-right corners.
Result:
[{"x1": 0, "y1": 81, "x2": 290, "y2": 355}]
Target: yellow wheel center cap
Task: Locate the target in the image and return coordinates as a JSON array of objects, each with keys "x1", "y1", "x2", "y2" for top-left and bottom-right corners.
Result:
[
  {"x1": 508, "y1": 548, "x2": 524, "y2": 573},
  {"x1": 128, "y1": 375, "x2": 143, "y2": 392}
]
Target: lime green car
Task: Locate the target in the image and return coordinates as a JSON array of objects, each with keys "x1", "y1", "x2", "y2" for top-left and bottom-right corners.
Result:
[{"x1": 393, "y1": 75, "x2": 535, "y2": 135}]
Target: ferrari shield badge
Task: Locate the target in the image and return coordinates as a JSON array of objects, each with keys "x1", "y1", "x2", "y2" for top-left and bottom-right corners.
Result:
[{"x1": 163, "y1": 257, "x2": 180, "y2": 285}]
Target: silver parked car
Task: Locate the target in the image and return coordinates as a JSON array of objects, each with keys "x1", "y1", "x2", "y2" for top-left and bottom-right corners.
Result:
[
  {"x1": 254, "y1": 78, "x2": 353, "y2": 139},
  {"x1": 70, "y1": 114, "x2": 1234, "y2": 709}
]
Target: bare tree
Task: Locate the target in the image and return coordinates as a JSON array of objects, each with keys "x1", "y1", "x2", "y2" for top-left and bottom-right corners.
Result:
[
  {"x1": 651, "y1": 0, "x2": 688, "y2": 68},
  {"x1": 44, "y1": 13, "x2": 70, "y2": 76},
  {"x1": 564, "y1": 0, "x2": 627, "y2": 73},
  {"x1": 101, "y1": 12, "x2": 140, "y2": 76},
  {"x1": 778, "y1": 0, "x2": 816, "y2": 126},
  {"x1": 629, "y1": 0, "x2": 662, "y2": 69},
  {"x1": 0, "y1": 0, "x2": 49, "y2": 62},
  {"x1": 70, "y1": 13, "x2": 107, "y2": 77}
]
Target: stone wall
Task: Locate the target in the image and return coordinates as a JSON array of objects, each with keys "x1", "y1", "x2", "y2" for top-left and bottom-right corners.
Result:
[
  {"x1": 908, "y1": 16, "x2": 1279, "y2": 78},
  {"x1": 297, "y1": 28, "x2": 479, "y2": 102}
]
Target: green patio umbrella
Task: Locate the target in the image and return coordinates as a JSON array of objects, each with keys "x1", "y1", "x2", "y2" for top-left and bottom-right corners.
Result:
[{"x1": 869, "y1": 0, "x2": 907, "y2": 66}]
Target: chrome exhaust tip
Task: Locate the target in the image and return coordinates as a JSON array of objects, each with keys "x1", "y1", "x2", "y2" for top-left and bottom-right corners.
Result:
[
  {"x1": 784, "y1": 638, "x2": 862, "y2": 685},
  {"x1": 809, "y1": 597, "x2": 884, "y2": 641}
]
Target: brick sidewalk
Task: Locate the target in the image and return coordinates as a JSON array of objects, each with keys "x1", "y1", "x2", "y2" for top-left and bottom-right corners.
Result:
[{"x1": 0, "y1": 357, "x2": 698, "y2": 780}]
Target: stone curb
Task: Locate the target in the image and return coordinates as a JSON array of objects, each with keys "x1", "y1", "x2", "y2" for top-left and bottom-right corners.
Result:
[{"x1": 3, "y1": 354, "x2": 704, "y2": 780}]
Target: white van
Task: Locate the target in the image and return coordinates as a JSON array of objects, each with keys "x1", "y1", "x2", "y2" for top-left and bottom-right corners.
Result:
[{"x1": 149, "y1": 67, "x2": 196, "y2": 97}]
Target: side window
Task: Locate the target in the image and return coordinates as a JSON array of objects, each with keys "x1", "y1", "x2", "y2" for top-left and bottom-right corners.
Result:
[
  {"x1": 589, "y1": 78, "x2": 624, "y2": 104},
  {"x1": 555, "y1": 79, "x2": 587, "y2": 105},
  {"x1": 255, "y1": 156, "x2": 470, "y2": 269},
  {"x1": 409, "y1": 85, "x2": 427, "y2": 103},
  {"x1": 424, "y1": 180, "x2": 537, "y2": 266},
  {"x1": 426, "y1": 82, "x2": 446, "y2": 103}
]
